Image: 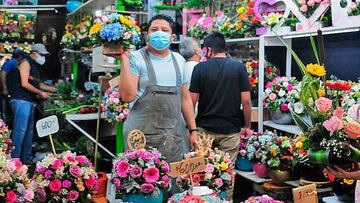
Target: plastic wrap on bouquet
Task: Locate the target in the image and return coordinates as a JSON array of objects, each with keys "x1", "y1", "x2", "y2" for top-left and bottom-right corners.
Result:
[{"x1": 307, "y1": 145, "x2": 360, "y2": 165}]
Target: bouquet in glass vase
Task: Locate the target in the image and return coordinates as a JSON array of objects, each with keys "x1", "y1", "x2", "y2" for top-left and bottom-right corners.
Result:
[
  {"x1": 102, "y1": 87, "x2": 129, "y2": 123},
  {"x1": 94, "y1": 13, "x2": 141, "y2": 55},
  {"x1": 0, "y1": 153, "x2": 34, "y2": 202},
  {"x1": 32, "y1": 151, "x2": 98, "y2": 202}
]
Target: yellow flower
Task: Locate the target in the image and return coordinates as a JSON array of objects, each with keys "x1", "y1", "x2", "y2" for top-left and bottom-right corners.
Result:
[
  {"x1": 135, "y1": 26, "x2": 141, "y2": 32},
  {"x1": 295, "y1": 141, "x2": 303, "y2": 149},
  {"x1": 65, "y1": 24, "x2": 73, "y2": 30},
  {"x1": 344, "y1": 179, "x2": 354, "y2": 185},
  {"x1": 120, "y1": 16, "x2": 132, "y2": 26},
  {"x1": 270, "y1": 147, "x2": 278, "y2": 156},
  {"x1": 237, "y1": 7, "x2": 246, "y2": 14},
  {"x1": 236, "y1": 22, "x2": 243, "y2": 31},
  {"x1": 90, "y1": 23, "x2": 103, "y2": 35},
  {"x1": 318, "y1": 89, "x2": 325, "y2": 97},
  {"x1": 220, "y1": 162, "x2": 229, "y2": 171},
  {"x1": 306, "y1": 63, "x2": 326, "y2": 77}
]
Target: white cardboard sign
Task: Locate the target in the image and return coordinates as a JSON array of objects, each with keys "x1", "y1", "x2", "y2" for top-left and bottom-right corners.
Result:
[{"x1": 36, "y1": 115, "x2": 59, "y2": 137}]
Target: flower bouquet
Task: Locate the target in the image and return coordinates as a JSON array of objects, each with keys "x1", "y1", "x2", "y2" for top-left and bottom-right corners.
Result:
[
  {"x1": 22, "y1": 21, "x2": 34, "y2": 42},
  {"x1": 60, "y1": 24, "x2": 78, "y2": 50},
  {"x1": 95, "y1": 13, "x2": 141, "y2": 55},
  {"x1": 234, "y1": 0, "x2": 261, "y2": 38},
  {"x1": 348, "y1": 1, "x2": 360, "y2": 16},
  {"x1": 32, "y1": 151, "x2": 98, "y2": 202},
  {"x1": 176, "y1": 149, "x2": 235, "y2": 194},
  {"x1": 246, "y1": 60, "x2": 279, "y2": 96},
  {"x1": 187, "y1": 15, "x2": 214, "y2": 39},
  {"x1": 102, "y1": 87, "x2": 129, "y2": 123},
  {"x1": 236, "y1": 133, "x2": 253, "y2": 171},
  {"x1": 242, "y1": 195, "x2": 284, "y2": 203},
  {"x1": 111, "y1": 149, "x2": 171, "y2": 202},
  {"x1": 76, "y1": 16, "x2": 93, "y2": 48},
  {"x1": 168, "y1": 191, "x2": 230, "y2": 203},
  {"x1": 295, "y1": 0, "x2": 330, "y2": 18},
  {"x1": 0, "y1": 154, "x2": 34, "y2": 202},
  {"x1": 0, "y1": 119, "x2": 13, "y2": 155}
]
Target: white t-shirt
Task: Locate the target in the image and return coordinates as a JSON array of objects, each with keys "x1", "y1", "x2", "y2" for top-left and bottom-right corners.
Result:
[{"x1": 184, "y1": 61, "x2": 199, "y2": 88}]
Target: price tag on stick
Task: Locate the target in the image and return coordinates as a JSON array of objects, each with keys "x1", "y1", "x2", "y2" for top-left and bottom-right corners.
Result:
[
  {"x1": 36, "y1": 115, "x2": 59, "y2": 155},
  {"x1": 293, "y1": 183, "x2": 318, "y2": 203},
  {"x1": 170, "y1": 156, "x2": 206, "y2": 187}
]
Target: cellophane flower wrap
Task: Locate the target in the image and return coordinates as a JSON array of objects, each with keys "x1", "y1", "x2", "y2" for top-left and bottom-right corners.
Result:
[
  {"x1": 95, "y1": 13, "x2": 141, "y2": 48},
  {"x1": 0, "y1": 153, "x2": 34, "y2": 202},
  {"x1": 111, "y1": 148, "x2": 171, "y2": 197},
  {"x1": 102, "y1": 87, "x2": 129, "y2": 122},
  {"x1": 242, "y1": 195, "x2": 284, "y2": 203},
  {"x1": 176, "y1": 149, "x2": 235, "y2": 193},
  {"x1": 168, "y1": 190, "x2": 230, "y2": 203},
  {"x1": 0, "y1": 119, "x2": 13, "y2": 155},
  {"x1": 32, "y1": 151, "x2": 98, "y2": 203},
  {"x1": 263, "y1": 76, "x2": 301, "y2": 113},
  {"x1": 245, "y1": 131, "x2": 275, "y2": 163}
]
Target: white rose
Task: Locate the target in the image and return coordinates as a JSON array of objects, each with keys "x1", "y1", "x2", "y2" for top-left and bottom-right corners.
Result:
[
  {"x1": 294, "y1": 102, "x2": 305, "y2": 114},
  {"x1": 278, "y1": 90, "x2": 286, "y2": 97}
]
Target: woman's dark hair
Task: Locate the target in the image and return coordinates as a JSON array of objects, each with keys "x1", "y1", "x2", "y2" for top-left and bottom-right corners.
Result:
[
  {"x1": 148, "y1": 14, "x2": 174, "y2": 32},
  {"x1": 203, "y1": 32, "x2": 226, "y2": 54}
]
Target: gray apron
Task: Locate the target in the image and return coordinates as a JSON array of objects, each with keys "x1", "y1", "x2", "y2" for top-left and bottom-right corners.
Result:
[{"x1": 124, "y1": 48, "x2": 187, "y2": 163}]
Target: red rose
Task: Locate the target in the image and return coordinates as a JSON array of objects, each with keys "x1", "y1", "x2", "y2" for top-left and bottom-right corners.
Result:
[
  {"x1": 6, "y1": 191, "x2": 17, "y2": 203},
  {"x1": 276, "y1": 85, "x2": 281, "y2": 91},
  {"x1": 252, "y1": 61, "x2": 259, "y2": 69},
  {"x1": 247, "y1": 1, "x2": 255, "y2": 8},
  {"x1": 246, "y1": 8, "x2": 255, "y2": 15},
  {"x1": 266, "y1": 67, "x2": 273, "y2": 74},
  {"x1": 251, "y1": 16, "x2": 260, "y2": 24},
  {"x1": 49, "y1": 179, "x2": 62, "y2": 192}
]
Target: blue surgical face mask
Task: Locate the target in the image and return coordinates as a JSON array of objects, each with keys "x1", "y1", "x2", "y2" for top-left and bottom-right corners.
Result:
[
  {"x1": 149, "y1": 31, "x2": 171, "y2": 51},
  {"x1": 35, "y1": 55, "x2": 46, "y2": 65}
]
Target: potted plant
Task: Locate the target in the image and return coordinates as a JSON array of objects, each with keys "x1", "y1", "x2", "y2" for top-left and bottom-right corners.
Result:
[
  {"x1": 93, "y1": 13, "x2": 141, "y2": 55},
  {"x1": 111, "y1": 148, "x2": 171, "y2": 203},
  {"x1": 32, "y1": 151, "x2": 98, "y2": 202},
  {"x1": 0, "y1": 153, "x2": 34, "y2": 202},
  {"x1": 263, "y1": 76, "x2": 300, "y2": 124},
  {"x1": 176, "y1": 149, "x2": 235, "y2": 199}
]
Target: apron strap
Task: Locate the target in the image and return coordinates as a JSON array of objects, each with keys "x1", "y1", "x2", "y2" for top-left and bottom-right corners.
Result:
[{"x1": 140, "y1": 48, "x2": 182, "y2": 87}]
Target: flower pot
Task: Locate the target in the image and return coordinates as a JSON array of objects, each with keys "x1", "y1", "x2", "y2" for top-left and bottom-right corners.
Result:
[
  {"x1": 93, "y1": 172, "x2": 107, "y2": 198},
  {"x1": 270, "y1": 110, "x2": 293, "y2": 125},
  {"x1": 218, "y1": 191, "x2": 227, "y2": 200},
  {"x1": 66, "y1": 0, "x2": 82, "y2": 13},
  {"x1": 333, "y1": 180, "x2": 356, "y2": 202},
  {"x1": 236, "y1": 156, "x2": 253, "y2": 171},
  {"x1": 253, "y1": 162, "x2": 269, "y2": 178},
  {"x1": 269, "y1": 169, "x2": 292, "y2": 186},
  {"x1": 102, "y1": 43, "x2": 125, "y2": 56},
  {"x1": 121, "y1": 190, "x2": 163, "y2": 203}
]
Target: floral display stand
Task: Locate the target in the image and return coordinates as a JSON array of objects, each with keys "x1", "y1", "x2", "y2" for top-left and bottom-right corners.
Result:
[{"x1": 182, "y1": 7, "x2": 211, "y2": 36}]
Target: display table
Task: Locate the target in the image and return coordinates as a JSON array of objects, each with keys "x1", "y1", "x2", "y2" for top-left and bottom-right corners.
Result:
[
  {"x1": 65, "y1": 113, "x2": 116, "y2": 158},
  {"x1": 322, "y1": 196, "x2": 347, "y2": 203}
]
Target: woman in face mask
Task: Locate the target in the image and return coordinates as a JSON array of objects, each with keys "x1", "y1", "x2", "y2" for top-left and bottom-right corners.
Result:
[
  {"x1": 7, "y1": 43, "x2": 57, "y2": 164},
  {"x1": 108, "y1": 14, "x2": 198, "y2": 165}
]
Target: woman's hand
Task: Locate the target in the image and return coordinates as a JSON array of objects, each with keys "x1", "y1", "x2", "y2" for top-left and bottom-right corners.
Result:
[{"x1": 327, "y1": 165, "x2": 360, "y2": 180}]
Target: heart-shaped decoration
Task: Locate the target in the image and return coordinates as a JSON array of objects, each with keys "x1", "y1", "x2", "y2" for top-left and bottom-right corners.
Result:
[{"x1": 331, "y1": 0, "x2": 360, "y2": 28}]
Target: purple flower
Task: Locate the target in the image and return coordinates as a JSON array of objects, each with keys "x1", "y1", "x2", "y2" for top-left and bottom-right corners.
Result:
[
  {"x1": 44, "y1": 170, "x2": 52, "y2": 179},
  {"x1": 69, "y1": 165, "x2": 82, "y2": 177},
  {"x1": 128, "y1": 152, "x2": 137, "y2": 160},
  {"x1": 112, "y1": 178, "x2": 121, "y2": 189},
  {"x1": 36, "y1": 166, "x2": 47, "y2": 173},
  {"x1": 62, "y1": 180, "x2": 72, "y2": 188},
  {"x1": 143, "y1": 152, "x2": 154, "y2": 162},
  {"x1": 68, "y1": 190, "x2": 79, "y2": 201},
  {"x1": 130, "y1": 166, "x2": 143, "y2": 178},
  {"x1": 140, "y1": 183, "x2": 155, "y2": 194}
]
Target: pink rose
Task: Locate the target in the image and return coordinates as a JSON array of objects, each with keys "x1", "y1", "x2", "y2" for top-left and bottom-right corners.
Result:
[
  {"x1": 323, "y1": 116, "x2": 343, "y2": 133},
  {"x1": 348, "y1": 104, "x2": 360, "y2": 123},
  {"x1": 63, "y1": 180, "x2": 72, "y2": 188},
  {"x1": 269, "y1": 93, "x2": 276, "y2": 101},
  {"x1": 5, "y1": 161, "x2": 16, "y2": 173},
  {"x1": 76, "y1": 155, "x2": 89, "y2": 164},
  {"x1": 205, "y1": 163, "x2": 215, "y2": 173},
  {"x1": 240, "y1": 149, "x2": 247, "y2": 157},
  {"x1": 143, "y1": 152, "x2": 154, "y2": 162},
  {"x1": 112, "y1": 178, "x2": 121, "y2": 189},
  {"x1": 51, "y1": 160, "x2": 64, "y2": 170},
  {"x1": 6, "y1": 191, "x2": 16, "y2": 203},
  {"x1": 68, "y1": 190, "x2": 79, "y2": 201},
  {"x1": 344, "y1": 122, "x2": 360, "y2": 139},
  {"x1": 161, "y1": 175, "x2": 170, "y2": 187},
  {"x1": 123, "y1": 109, "x2": 129, "y2": 116},
  {"x1": 315, "y1": 97, "x2": 332, "y2": 113},
  {"x1": 307, "y1": 0, "x2": 316, "y2": 7},
  {"x1": 300, "y1": 4, "x2": 308, "y2": 12},
  {"x1": 333, "y1": 107, "x2": 344, "y2": 119},
  {"x1": 37, "y1": 188, "x2": 46, "y2": 202},
  {"x1": 298, "y1": 0, "x2": 306, "y2": 5},
  {"x1": 24, "y1": 189, "x2": 34, "y2": 202},
  {"x1": 280, "y1": 103, "x2": 289, "y2": 112},
  {"x1": 69, "y1": 165, "x2": 82, "y2": 177},
  {"x1": 140, "y1": 183, "x2": 155, "y2": 194},
  {"x1": 215, "y1": 10, "x2": 224, "y2": 16},
  {"x1": 315, "y1": 0, "x2": 321, "y2": 3},
  {"x1": 161, "y1": 161, "x2": 170, "y2": 172},
  {"x1": 49, "y1": 179, "x2": 62, "y2": 192},
  {"x1": 215, "y1": 178, "x2": 224, "y2": 187},
  {"x1": 123, "y1": 32, "x2": 132, "y2": 40}
]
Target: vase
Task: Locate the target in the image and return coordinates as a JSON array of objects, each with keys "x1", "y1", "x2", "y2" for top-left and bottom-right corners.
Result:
[
  {"x1": 121, "y1": 190, "x2": 163, "y2": 203},
  {"x1": 235, "y1": 156, "x2": 253, "y2": 171},
  {"x1": 253, "y1": 162, "x2": 269, "y2": 178},
  {"x1": 269, "y1": 169, "x2": 292, "y2": 186},
  {"x1": 66, "y1": 0, "x2": 82, "y2": 13},
  {"x1": 102, "y1": 43, "x2": 125, "y2": 56},
  {"x1": 93, "y1": 172, "x2": 107, "y2": 198},
  {"x1": 270, "y1": 110, "x2": 293, "y2": 125},
  {"x1": 333, "y1": 179, "x2": 356, "y2": 202},
  {"x1": 218, "y1": 191, "x2": 228, "y2": 200}
]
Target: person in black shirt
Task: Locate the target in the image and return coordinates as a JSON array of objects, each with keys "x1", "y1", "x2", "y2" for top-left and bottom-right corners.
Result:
[{"x1": 189, "y1": 32, "x2": 252, "y2": 163}]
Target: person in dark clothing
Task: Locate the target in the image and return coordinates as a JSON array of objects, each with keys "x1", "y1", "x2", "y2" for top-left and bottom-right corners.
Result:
[
  {"x1": 7, "y1": 44, "x2": 57, "y2": 163},
  {"x1": 189, "y1": 32, "x2": 252, "y2": 163},
  {"x1": 1, "y1": 49, "x2": 26, "y2": 96}
]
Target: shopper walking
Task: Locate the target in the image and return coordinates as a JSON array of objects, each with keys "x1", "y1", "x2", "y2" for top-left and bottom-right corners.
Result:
[
  {"x1": 189, "y1": 32, "x2": 252, "y2": 163},
  {"x1": 7, "y1": 44, "x2": 57, "y2": 163},
  {"x1": 179, "y1": 37, "x2": 201, "y2": 87},
  {"x1": 112, "y1": 14, "x2": 198, "y2": 163}
]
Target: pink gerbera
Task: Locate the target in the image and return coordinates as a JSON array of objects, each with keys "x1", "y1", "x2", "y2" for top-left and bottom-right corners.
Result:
[
  {"x1": 116, "y1": 160, "x2": 130, "y2": 178},
  {"x1": 143, "y1": 166, "x2": 160, "y2": 183}
]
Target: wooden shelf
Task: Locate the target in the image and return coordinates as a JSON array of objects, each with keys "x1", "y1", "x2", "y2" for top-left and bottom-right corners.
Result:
[
  {"x1": 263, "y1": 120, "x2": 302, "y2": 135},
  {"x1": 235, "y1": 170, "x2": 272, "y2": 184},
  {"x1": 67, "y1": 0, "x2": 115, "y2": 17}
]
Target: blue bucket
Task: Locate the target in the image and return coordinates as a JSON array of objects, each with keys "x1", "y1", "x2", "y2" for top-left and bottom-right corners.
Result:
[
  {"x1": 236, "y1": 156, "x2": 253, "y2": 171},
  {"x1": 121, "y1": 190, "x2": 163, "y2": 203},
  {"x1": 66, "y1": 0, "x2": 82, "y2": 13}
]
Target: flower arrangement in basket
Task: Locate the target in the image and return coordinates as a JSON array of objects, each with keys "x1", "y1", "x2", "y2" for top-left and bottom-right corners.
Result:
[
  {"x1": 0, "y1": 153, "x2": 34, "y2": 203},
  {"x1": 187, "y1": 15, "x2": 214, "y2": 39},
  {"x1": 32, "y1": 151, "x2": 98, "y2": 202},
  {"x1": 0, "y1": 119, "x2": 13, "y2": 155},
  {"x1": 93, "y1": 13, "x2": 141, "y2": 55},
  {"x1": 245, "y1": 60, "x2": 279, "y2": 93},
  {"x1": 242, "y1": 195, "x2": 284, "y2": 203},
  {"x1": 168, "y1": 190, "x2": 230, "y2": 203},
  {"x1": 111, "y1": 148, "x2": 171, "y2": 198},
  {"x1": 263, "y1": 76, "x2": 301, "y2": 114},
  {"x1": 102, "y1": 87, "x2": 129, "y2": 123},
  {"x1": 176, "y1": 148, "x2": 235, "y2": 194}
]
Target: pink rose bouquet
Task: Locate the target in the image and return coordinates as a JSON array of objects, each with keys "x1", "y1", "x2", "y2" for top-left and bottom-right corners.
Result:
[
  {"x1": 176, "y1": 148, "x2": 235, "y2": 194},
  {"x1": 32, "y1": 151, "x2": 98, "y2": 202},
  {"x1": 168, "y1": 191, "x2": 230, "y2": 203},
  {"x1": 111, "y1": 148, "x2": 171, "y2": 196},
  {"x1": 0, "y1": 119, "x2": 13, "y2": 155},
  {"x1": 102, "y1": 87, "x2": 129, "y2": 122},
  {"x1": 242, "y1": 195, "x2": 283, "y2": 203},
  {"x1": 0, "y1": 153, "x2": 34, "y2": 202}
]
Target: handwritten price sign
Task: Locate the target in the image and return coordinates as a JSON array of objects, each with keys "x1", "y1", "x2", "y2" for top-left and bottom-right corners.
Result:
[
  {"x1": 170, "y1": 156, "x2": 206, "y2": 177},
  {"x1": 292, "y1": 184, "x2": 318, "y2": 203},
  {"x1": 36, "y1": 115, "x2": 59, "y2": 137}
]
